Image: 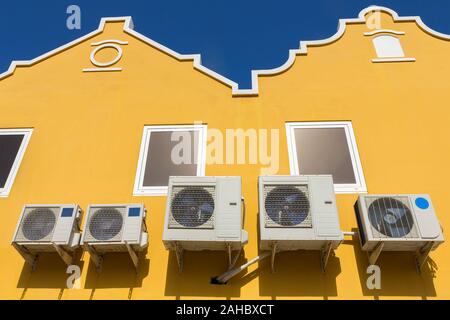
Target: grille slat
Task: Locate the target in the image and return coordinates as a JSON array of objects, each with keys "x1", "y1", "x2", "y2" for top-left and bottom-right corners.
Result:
[
  {"x1": 84, "y1": 207, "x2": 126, "y2": 242},
  {"x1": 15, "y1": 207, "x2": 58, "y2": 242},
  {"x1": 365, "y1": 196, "x2": 418, "y2": 239},
  {"x1": 169, "y1": 186, "x2": 215, "y2": 229},
  {"x1": 263, "y1": 185, "x2": 312, "y2": 228}
]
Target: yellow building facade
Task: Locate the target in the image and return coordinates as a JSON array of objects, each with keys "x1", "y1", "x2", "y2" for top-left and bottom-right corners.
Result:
[{"x1": 0, "y1": 6, "x2": 449, "y2": 299}]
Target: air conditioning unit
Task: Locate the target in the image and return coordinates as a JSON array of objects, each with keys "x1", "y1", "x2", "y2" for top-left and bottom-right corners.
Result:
[
  {"x1": 259, "y1": 175, "x2": 343, "y2": 272},
  {"x1": 81, "y1": 204, "x2": 148, "y2": 272},
  {"x1": 163, "y1": 176, "x2": 248, "y2": 271},
  {"x1": 355, "y1": 194, "x2": 444, "y2": 270},
  {"x1": 12, "y1": 204, "x2": 82, "y2": 270}
]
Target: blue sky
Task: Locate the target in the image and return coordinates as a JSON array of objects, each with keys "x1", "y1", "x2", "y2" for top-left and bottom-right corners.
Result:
[{"x1": 1, "y1": 0, "x2": 449, "y2": 88}]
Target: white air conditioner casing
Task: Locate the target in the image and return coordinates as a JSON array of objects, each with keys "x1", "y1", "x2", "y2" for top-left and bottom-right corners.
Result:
[
  {"x1": 12, "y1": 204, "x2": 81, "y2": 254},
  {"x1": 81, "y1": 204, "x2": 148, "y2": 253},
  {"x1": 259, "y1": 175, "x2": 343, "y2": 251},
  {"x1": 163, "y1": 176, "x2": 248, "y2": 252},
  {"x1": 355, "y1": 194, "x2": 444, "y2": 252}
]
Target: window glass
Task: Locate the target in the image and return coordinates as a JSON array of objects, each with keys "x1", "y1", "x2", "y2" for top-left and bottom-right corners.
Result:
[
  {"x1": 143, "y1": 131, "x2": 198, "y2": 187},
  {"x1": 294, "y1": 127, "x2": 356, "y2": 184},
  {"x1": 0, "y1": 134, "x2": 25, "y2": 188},
  {"x1": 286, "y1": 122, "x2": 366, "y2": 193}
]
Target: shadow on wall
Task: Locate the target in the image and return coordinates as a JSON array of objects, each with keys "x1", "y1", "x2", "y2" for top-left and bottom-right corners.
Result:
[
  {"x1": 164, "y1": 250, "x2": 254, "y2": 298},
  {"x1": 258, "y1": 251, "x2": 340, "y2": 298},
  {"x1": 16, "y1": 250, "x2": 85, "y2": 299},
  {"x1": 351, "y1": 228, "x2": 437, "y2": 298},
  {"x1": 16, "y1": 249, "x2": 150, "y2": 300},
  {"x1": 83, "y1": 251, "x2": 150, "y2": 299}
]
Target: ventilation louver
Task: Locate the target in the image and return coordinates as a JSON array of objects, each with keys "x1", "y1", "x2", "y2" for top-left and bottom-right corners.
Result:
[
  {"x1": 83, "y1": 206, "x2": 128, "y2": 242},
  {"x1": 366, "y1": 196, "x2": 418, "y2": 239},
  {"x1": 19, "y1": 207, "x2": 58, "y2": 241},
  {"x1": 169, "y1": 185, "x2": 215, "y2": 229},
  {"x1": 263, "y1": 185, "x2": 311, "y2": 228}
]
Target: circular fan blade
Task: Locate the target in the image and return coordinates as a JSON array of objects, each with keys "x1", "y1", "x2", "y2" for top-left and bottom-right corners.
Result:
[
  {"x1": 171, "y1": 187, "x2": 215, "y2": 227},
  {"x1": 265, "y1": 186, "x2": 310, "y2": 226},
  {"x1": 368, "y1": 198, "x2": 414, "y2": 237},
  {"x1": 22, "y1": 208, "x2": 56, "y2": 241},
  {"x1": 89, "y1": 208, "x2": 123, "y2": 241}
]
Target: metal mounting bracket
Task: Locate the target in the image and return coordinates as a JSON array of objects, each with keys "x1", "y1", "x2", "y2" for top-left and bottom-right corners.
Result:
[
  {"x1": 368, "y1": 242, "x2": 385, "y2": 266},
  {"x1": 125, "y1": 242, "x2": 140, "y2": 273},
  {"x1": 320, "y1": 241, "x2": 333, "y2": 273},
  {"x1": 415, "y1": 242, "x2": 434, "y2": 273},
  {"x1": 175, "y1": 242, "x2": 184, "y2": 273},
  {"x1": 270, "y1": 242, "x2": 278, "y2": 273},
  {"x1": 13, "y1": 243, "x2": 38, "y2": 271},
  {"x1": 228, "y1": 247, "x2": 242, "y2": 270},
  {"x1": 53, "y1": 244, "x2": 75, "y2": 266},
  {"x1": 86, "y1": 245, "x2": 103, "y2": 273}
]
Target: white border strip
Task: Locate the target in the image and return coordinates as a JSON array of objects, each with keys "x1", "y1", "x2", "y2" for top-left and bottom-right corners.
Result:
[
  {"x1": 0, "y1": 128, "x2": 33, "y2": 197},
  {"x1": 285, "y1": 121, "x2": 367, "y2": 194},
  {"x1": 1, "y1": 6, "x2": 449, "y2": 96},
  {"x1": 133, "y1": 124, "x2": 207, "y2": 196}
]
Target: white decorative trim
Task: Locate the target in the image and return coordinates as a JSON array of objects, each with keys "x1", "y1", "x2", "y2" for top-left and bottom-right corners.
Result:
[
  {"x1": 82, "y1": 67, "x2": 122, "y2": 72},
  {"x1": 133, "y1": 124, "x2": 207, "y2": 196},
  {"x1": 0, "y1": 128, "x2": 33, "y2": 197},
  {"x1": 1, "y1": 7, "x2": 449, "y2": 95},
  {"x1": 364, "y1": 29, "x2": 405, "y2": 36},
  {"x1": 285, "y1": 121, "x2": 367, "y2": 194},
  {"x1": 91, "y1": 40, "x2": 128, "y2": 46},
  {"x1": 82, "y1": 39, "x2": 128, "y2": 72},
  {"x1": 372, "y1": 57, "x2": 416, "y2": 63}
]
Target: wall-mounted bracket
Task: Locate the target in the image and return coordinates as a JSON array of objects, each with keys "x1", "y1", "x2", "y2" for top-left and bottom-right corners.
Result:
[
  {"x1": 415, "y1": 242, "x2": 434, "y2": 273},
  {"x1": 85, "y1": 245, "x2": 103, "y2": 273},
  {"x1": 368, "y1": 242, "x2": 385, "y2": 265},
  {"x1": 270, "y1": 242, "x2": 278, "y2": 273},
  {"x1": 228, "y1": 247, "x2": 242, "y2": 270},
  {"x1": 320, "y1": 241, "x2": 333, "y2": 273},
  {"x1": 175, "y1": 242, "x2": 184, "y2": 273},
  {"x1": 53, "y1": 244, "x2": 75, "y2": 266},
  {"x1": 13, "y1": 243, "x2": 38, "y2": 271},
  {"x1": 125, "y1": 242, "x2": 140, "y2": 273}
]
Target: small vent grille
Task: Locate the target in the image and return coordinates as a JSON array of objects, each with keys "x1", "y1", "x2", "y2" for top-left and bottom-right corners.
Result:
[
  {"x1": 365, "y1": 196, "x2": 418, "y2": 239},
  {"x1": 169, "y1": 186, "x2": 215, "y2": 229},
  {"x1": 15, "y1": 207, "x2": 59, "y2": 242},
  {"x1": 84, "y1": 207, "x2": 126, "y2": 242},
  {"x1": 263, "y1": 185, "x2": 312, "y2": 228}
]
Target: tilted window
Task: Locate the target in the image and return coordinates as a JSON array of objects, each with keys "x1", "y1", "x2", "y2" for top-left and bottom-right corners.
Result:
[
  {"x1": 372, "y1": 35, "x2": 405, "y2": 58},
  {"x1": 0, "y1": 129, "x2": 33, "y2": 197},
  {"x1": 133, "y1": 125, "x2": 207, "y2": 196},
  {"x1": 285, "y1": 122, "x2": 366, "y2": 193}
]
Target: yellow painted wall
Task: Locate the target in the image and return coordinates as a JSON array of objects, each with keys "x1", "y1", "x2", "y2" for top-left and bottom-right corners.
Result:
[{"x1": 0, "y1": 10, "x2": 449, "y2": 300}]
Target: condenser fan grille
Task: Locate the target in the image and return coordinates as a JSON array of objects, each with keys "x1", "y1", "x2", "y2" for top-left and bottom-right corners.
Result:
[
  {"x1": 264, "y1": 185, "x2": 312, "y2": 228},
  {"x1": 366, "y1": 197, "x2": 418, "y2": 239},
  {"x1": 169, "y1": 185, "x2": 215, "y2": 229},
  {"x1": 85, "y1": 207, "x2": 125, "y2": 242},
  {"x1": 16, "y1": 207, "x2": 58, "y2": 242}
]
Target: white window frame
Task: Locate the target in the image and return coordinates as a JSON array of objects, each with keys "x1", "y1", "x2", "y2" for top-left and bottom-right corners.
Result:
[
  {"x1": 0, "y1": 128, "x2": 33, "y2": 197},
  {"x1": 133, "y1": 124, "x2": 207, "y2": 196},
  {"x1": 285, "y1": 121, "x2": 367, "y2": 194}
]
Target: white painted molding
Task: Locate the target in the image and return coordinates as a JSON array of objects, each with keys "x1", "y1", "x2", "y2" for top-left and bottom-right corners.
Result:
[
  {"x1": 364, "y1": 29, "x2": 406, "y2": 36},
  {"x1": 82, "y1": 39, "x2": 129, "y2": 72},
  {"x1": 1, "y1": 7, "x2": 449, "y2": 96},
  {"x1": 0, "y1": 128, "x2": 33, "y2": 198},
  {"x1": 372, "y1": 57, "x2": 416, "y2": 63}
]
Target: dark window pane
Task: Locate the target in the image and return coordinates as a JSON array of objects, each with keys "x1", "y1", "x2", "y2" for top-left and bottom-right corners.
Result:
[
  {"x1": 0, "y1": 134, "x2": 24, "y2": 188},
  {"x1": 143, "y1": 131, "x2": 198, "y2": 187},
  {"x1": 294, "y1": 127, "x2": 356, "y2": 184}
]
